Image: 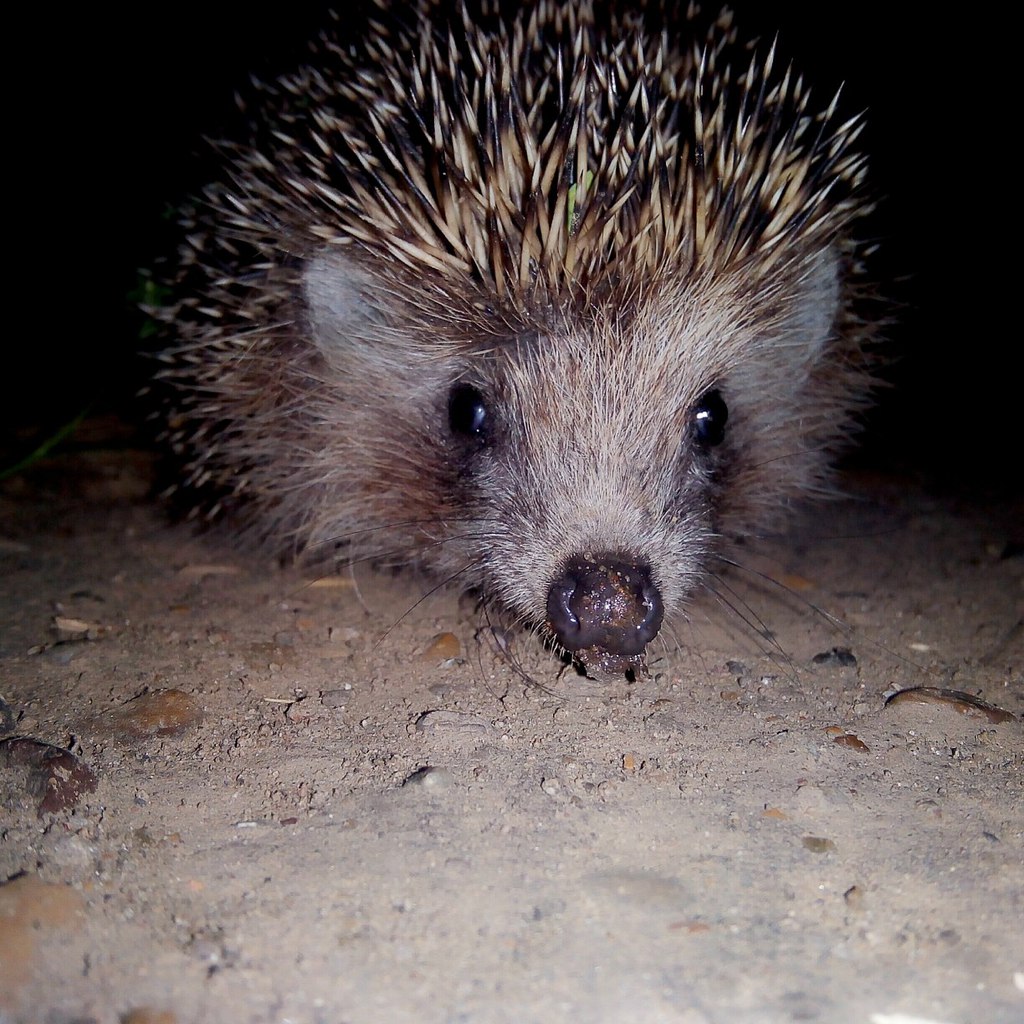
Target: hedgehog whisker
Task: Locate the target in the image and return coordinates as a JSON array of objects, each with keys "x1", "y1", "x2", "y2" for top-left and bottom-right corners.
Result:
[
  {"x1": 712, "y1": 552, "x2": 928, "y2": 672},
  {"x1": 699, "y1": 569, "x2": 800, "y2": 681},
  {"x1": 372, "y1": 557, "x2": 486, "y2": 651}
]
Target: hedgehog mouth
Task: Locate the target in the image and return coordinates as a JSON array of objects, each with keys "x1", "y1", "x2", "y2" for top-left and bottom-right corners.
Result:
[
  {"x1": 545, "y1": 553, "x2": 664, "y2": 676},
  {"x1": 574, "y1": 645, "x2": 650, "y2": 676}
]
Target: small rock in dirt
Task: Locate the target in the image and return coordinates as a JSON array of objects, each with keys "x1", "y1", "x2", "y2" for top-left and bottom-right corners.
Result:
[
  {"x1": 0, "y1": 874, "x2": 85, "y2": 979},
  {"x1": 843, "y1": 885, "x2": 865, "y2": 910},
  {"x1": 420, "y1": 632, "x2": 461, "y2": 663},
  {"x1": 833, "y1": 733, "x2": 870, "y2": 752},
  {"x1": 0, "y1": 737, "x2": 99, "y2": 816},
  {"x1": 102, "y1": 689, "x2": 203, "y2": 739},
  {"x1": 121, "y1": 1010, "x2": 179, "y2": 1024},
  {"x1": 53, "y1": 615, "x2": 112, "y2": 642},
  {"x1": 51, "y1": 835, "x2": 99, "y2": 870},
  {"x1": 320, "y1": 688, "x2": 350, "y2": 708},
  {"x1": 403, "y1": 766, "x2": 454, "y2": 791},
  {"x1": 415, "y1": 710, "x2": 490, "y2": 735},
  {"x1": 811, "y1": 647, "x2": 857, "y2": 667},
  {"x1": 802, "y1": 836, "x2": 836, "y2": 854}
]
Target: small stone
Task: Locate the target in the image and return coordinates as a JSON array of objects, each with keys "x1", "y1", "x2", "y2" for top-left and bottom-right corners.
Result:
[
  {"x1": 420, "y1": 632, "x2": 461, "y2": 662},
  {"x1": 811, "y1": 647, "x2": 857, "y2": 667},
  {"x1": 415, "y1": 710, "x2": 489, "y2": 735},
  {"x1": 51, "y1": 834, "x2": 99, "y2": 869},
  {"x1": 53, "y1": 615, "x2": 111, "y2": 642},
  {"x1": 403, "y1": 766, "x2": 454, "y2": 791},
  {"x1": 833, "y1": 733, "x2": 870, "y2": 752},
  {"x1": 0, "y1": 874, "x2": 85, "y2": 980},
  {"x1": 802, "y1": 836, "x2": 836, "y2": 854},
  {"x1": 0, "y1": 737, "x2": 99, "y2": 816},
  {"x1": 121, "y1": 1010, "x2": 179, "y2": 1024},
  {"x1": 104, "y1": 689, "x2": 203, "y2": 739}
]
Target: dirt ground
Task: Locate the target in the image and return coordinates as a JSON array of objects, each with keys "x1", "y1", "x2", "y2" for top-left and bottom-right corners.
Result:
[{"x1": 0, "y1": 446, "x2": 1021, "y2": 1024}]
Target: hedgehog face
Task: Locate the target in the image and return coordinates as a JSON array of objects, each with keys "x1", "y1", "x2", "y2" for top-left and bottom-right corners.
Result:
[
  {"x1": 301, "y1": 252, "x2": 844, "y2": 673},
  {"x1": 464, "y1": 322, "x2": 718, "y2": 671}
]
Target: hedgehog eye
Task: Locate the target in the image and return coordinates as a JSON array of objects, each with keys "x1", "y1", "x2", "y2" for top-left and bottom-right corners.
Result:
[
  {"x1": 692, "y1": 388, "x2": 728, "y2": 447},
  {"x1": 448, "y1": 383, "x2": 489, "y2": 439}
]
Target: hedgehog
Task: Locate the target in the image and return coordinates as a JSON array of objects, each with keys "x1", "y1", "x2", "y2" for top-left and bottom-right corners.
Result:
[{"x1": 154, "y1": 0, "x2": 876, "y2": 674}]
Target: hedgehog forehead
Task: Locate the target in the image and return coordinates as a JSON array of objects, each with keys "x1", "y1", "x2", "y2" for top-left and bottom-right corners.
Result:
[
  {"x1": 474, "y1": 284, "x2": 735, "y2": 414},
  {"x1": 389, "y1": 256, "x2": 785, "y2": 401}
]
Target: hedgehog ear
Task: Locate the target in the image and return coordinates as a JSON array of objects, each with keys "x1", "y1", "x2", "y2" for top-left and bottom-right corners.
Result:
[
  {"x1": 787, "y1": 247, "x2": 842, "y2": 362},
  {"x1": 302, "y1": 248, "x2": 389, "y2": 354}
]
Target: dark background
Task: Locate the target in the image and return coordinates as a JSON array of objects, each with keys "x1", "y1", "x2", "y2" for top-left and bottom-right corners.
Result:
[{"x1": 9, "y1": 2, "x2": 1018, "y2": 495}]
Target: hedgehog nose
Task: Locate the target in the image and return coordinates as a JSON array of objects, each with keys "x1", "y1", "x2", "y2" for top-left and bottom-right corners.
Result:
[{"x1": 546, "y1": 555, "x2": 664, "y2": 669}]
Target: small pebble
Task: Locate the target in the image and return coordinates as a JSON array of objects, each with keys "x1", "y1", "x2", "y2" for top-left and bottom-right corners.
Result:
[
  {"x1": 0, "y1": 737, "x2": 99, "y2": 815},
  {"x1": 403, "y1": 766, "x2": 454, "y2": 791},
  {"x1": 811, "y1": 647, "x2": 857, "y2": 667},
  {"x1": 121, "y1": 1010, "x2": 179, "y2": 1024},
  {"x1": 802, "y1": 836, "x2": 836, "y2": 854},
  {"x1": 0, "y1": 874, "x2": 85, "y2": 978},
  {"x1": 541, "y1": 777, "x2": 562, "y2": 796},
  {"x1": 777, "y1": 572, "x2": 814, "y2": 591},
  {"x1": 415, "y1": 710, "x2": 490, "y2": 735},
  {"x1": 104, "y1": 689, "x2": 203, "y2": 739},
  {"x1": 420, "y1": 631, "x2": 461, "y2": 662},
  {"x1": 833, "y1": 733, "x2": 870, "y2": 753},
  {"x1": 53, "y1": 615, "x2": 111, "y2": 642}
]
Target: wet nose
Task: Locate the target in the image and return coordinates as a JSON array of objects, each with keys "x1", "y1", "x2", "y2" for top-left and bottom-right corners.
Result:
[{"x1": 546, "y1": 554, "x2": 664, "y2": 668}]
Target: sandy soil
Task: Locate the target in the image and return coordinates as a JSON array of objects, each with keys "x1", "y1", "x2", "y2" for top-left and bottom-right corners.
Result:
[{"x1": 0, "y1": 451, "x2": 1021, "y2": 1024}]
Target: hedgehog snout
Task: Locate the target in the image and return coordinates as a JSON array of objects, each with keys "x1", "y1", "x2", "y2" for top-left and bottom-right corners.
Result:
[{"x1": 546, "y1": 554, "x2": 664, "y2": 672}]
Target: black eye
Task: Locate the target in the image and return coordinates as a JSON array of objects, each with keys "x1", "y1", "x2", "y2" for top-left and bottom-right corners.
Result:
[
  {"x1": 692, "y1": 388, "x2": 728, "y2": 447},
  {"x1": 448, "y1": 383, "x2": 489, "y2": 439}
]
